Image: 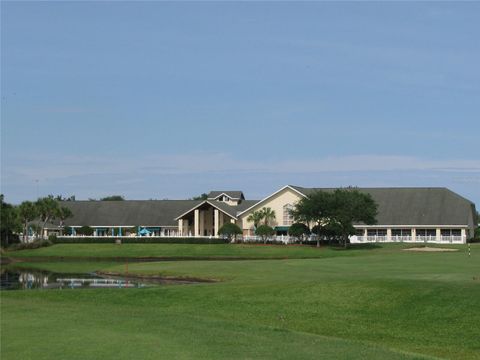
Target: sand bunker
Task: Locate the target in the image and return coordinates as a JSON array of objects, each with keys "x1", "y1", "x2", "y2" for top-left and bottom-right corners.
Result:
[{"x1": 403, "y1": 247, "x2": 458, "y2": 252}]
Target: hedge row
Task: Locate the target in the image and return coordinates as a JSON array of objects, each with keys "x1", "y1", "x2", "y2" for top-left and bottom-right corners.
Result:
[
  {"x1": 8, "y1": 239, "x2": 53, "y2": 251},
  {"x1": 52, "y1": 236, "x2": 229, "y2": 244}
]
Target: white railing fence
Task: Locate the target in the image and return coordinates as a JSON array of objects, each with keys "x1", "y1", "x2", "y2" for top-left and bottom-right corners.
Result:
[
  {"x1": 49, "y1": 232, "x2": 467, "y2": 244},
  {"x1": 352, "y1": 235, "x2": 465, "y2": 244}
]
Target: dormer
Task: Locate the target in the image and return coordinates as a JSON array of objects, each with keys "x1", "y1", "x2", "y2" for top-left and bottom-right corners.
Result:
[{"x1": 207, "y1": 191, "x2": 245, "y2": 206}]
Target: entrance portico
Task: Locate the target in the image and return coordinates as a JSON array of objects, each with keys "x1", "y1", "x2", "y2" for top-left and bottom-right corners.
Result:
[{"x1": 175, "y1": 201, "x2": 237, "y2": 237}]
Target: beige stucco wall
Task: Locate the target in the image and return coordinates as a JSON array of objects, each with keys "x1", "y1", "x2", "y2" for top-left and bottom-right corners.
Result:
[{"x1": 238, "y1": 187, "x2": 304, "y2": 231}]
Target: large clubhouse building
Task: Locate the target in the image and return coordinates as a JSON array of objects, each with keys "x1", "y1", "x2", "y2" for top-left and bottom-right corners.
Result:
[{"x1": 48, "y1": 185, "x2": 477, "y2": 244}]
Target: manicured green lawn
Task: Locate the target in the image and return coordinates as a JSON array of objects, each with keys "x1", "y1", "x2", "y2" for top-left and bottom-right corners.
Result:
[
  {"x1": 4, "y1": 242, "x2": 467, "y2": 260},
  {"x1": 2, "y1": 244, "x2": 479, "y2": 359}
]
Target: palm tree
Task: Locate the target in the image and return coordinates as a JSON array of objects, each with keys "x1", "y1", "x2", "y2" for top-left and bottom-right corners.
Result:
[
  {"x1": 17, "y1": 201, "x2": 38, "y2": 243},
  {"x1": 260, "y1": 207, "x2": 276, "y2": 226},
  {"x1": 36, "y1": 196, "x2": 60, "y2": 239},
  {"x1": 247, "y1": 210, "x2": 264, "y2": 229},
  {"x1": 56, "y1": 206, "x2": 73, "y2": 235}
]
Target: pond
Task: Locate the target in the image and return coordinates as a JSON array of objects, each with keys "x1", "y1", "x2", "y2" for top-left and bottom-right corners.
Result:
[{"x1": 1, "y1": 267, "x2": 147, "y2": 290}]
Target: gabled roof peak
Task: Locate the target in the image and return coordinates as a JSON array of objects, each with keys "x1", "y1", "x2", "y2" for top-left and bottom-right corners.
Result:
[{"x1": 207, "y1": 191, "x2": 245, "y2": 200}]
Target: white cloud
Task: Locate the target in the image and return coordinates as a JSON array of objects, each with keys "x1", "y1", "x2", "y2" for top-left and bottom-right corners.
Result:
[
  {"x1": 4, "y1": 153, "x2": 480, "y2": 185},
  {"x1": 2, "y1": 152, "x2": 480, "y2": 204}
]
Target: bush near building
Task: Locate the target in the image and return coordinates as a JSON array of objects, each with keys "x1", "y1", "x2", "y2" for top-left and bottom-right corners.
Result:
[
  {"x1": 51, "y1": 236, "x2": 229, "y2": 245},
  {"x1": 218, "y1": 223, "x2": 242, "y2": 242},
  {"x1": 255, "y1": 225, "x2": 275, "y2": 244}
]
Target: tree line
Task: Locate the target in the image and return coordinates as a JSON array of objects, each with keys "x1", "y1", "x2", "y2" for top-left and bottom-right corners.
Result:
[{"x1": 1, "y1": 194, "x2": 75, "y2": 246}]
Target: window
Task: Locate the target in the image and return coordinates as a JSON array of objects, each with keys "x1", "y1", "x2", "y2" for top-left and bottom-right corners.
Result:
[
  {"x1": 392, "y1": 229, "x2": 411, "y2": 236},
  {"x1": 416, "y1": 229, "x2": 436, "y2": 237},
  {"x1": 441, "y1": 229, "x2": 461, "y2": 236},
  {"x1": 367, "y1": 229, "x2": 387, "y2": 236},
  {"x1": 283, "y1": 204, "x2": 294, "y2": 226},
  {"x1": 356, "y1": 229, "x2": 365, "y2": 236}
]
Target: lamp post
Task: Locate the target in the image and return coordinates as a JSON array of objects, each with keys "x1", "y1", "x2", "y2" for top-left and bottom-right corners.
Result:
[{"x1": 35, "y1": 179, "x2": 39, "y2": 199}]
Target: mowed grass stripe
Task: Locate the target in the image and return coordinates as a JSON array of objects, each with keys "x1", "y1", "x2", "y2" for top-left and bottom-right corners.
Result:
[
  {"x1": 1, "y1": 294, "x2": 434, "y2": 360},
  {"x1": 5, "y1": 242, "x2": 469, "y2": 260},
  {"x1": 2, "y1": 245, "x2": 479, "y2": 359}
]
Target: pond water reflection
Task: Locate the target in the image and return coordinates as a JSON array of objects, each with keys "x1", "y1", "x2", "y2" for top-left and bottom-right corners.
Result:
[{"x1": 0, "y1": 267, "x2": 146, "y2": 290}]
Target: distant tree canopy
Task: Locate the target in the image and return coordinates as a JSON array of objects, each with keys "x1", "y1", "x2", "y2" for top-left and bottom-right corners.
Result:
[
  {"x1": 190, "y1": 193, "x2": 208, "y2": 201},
  {"x1": 0, "y1": 194, "x2": 76, "y2": 246},
  {"x1": 1, "y1": 195, "x2": 21, "y2": 246},
  {"x1": 100, "y1": 195, "x2": 125, "y2": 201},
  {"x1": 54, "y1": 195, "x2": 76, "y2": 201},
  {"x1": 292, "y1": 188, "x2": 378, "y2": 248}
]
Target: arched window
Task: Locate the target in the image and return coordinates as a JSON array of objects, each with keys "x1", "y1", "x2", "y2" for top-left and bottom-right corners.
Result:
[{"x1": 283, "y1": 204, "x2": 294, "y2": 226}]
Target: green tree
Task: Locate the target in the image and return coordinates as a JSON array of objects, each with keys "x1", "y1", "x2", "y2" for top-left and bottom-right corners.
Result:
[
  {"x1": 260, "y1": 207, "x2": 276, "y2": 226},
  {"x1": 311, "y1": 224, "x2": 340, "y2": 247},
  {"x1": 17, "y1": 201, "x2": 39, "y2": 243},
  {"x1": 292, "y1": 189, "x2": 377, "y2": 248},
  {"x1": 100, "y1": 195, "x2": 125, "y2": 201},
  {"x1": 255, "y1": 224, "x2": 275, "y2": 244},
  {"x1": 288, "y1": 222, "x2": 310, "y2": 242},
  {"x1": 55, "y1": 195, "x2": 76, "y2": 201},
  {"x1": 55, "y1": 206, "x2": 73, "y2": 235},
  {"x1": 326, "y1": 189, "x2": 377, "y2": 248},
  {"x1": 36, "y1": 196, "x2": 60, "y2": 239},
  {"x1": 246, "y1": 210, "x2": 264, "y2": 229},
  {"x1": 191, "y1": 193, "x2": 208, "y2": 201},
  {"x1": 291, "y1": 191, "x2": 332, "y2": 224},
  {"x1": 0, "y1": 195, "x2": 21, "y2": 246},
  {"x1": 63, "y1": 226, "x2": 73, "y2": 236},
  {"x1": 291, "y1": 191, "x2": 333, "y2": 247},
  {"x1": 218, "y1": 223, "x2": 242, "y2": 242},
  {"x1": 77, "y1": 226, "x2": 94, "y2": 236}
]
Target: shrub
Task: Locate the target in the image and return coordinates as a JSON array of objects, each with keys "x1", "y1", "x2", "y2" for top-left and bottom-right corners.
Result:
[
  {"x1": 9, "y1": 239, "x2": 53, "y2": 251},
  {"x1": 255, "y1": 225, "x2": 275, "y2": 244},
  {"x1": 1, "y1": 232, "x2": 20, "y2": 247},
  {"x1": 217, "y1": 223, "x2": 243, "y2": 242},
  {"x1": 288, "y1": 223, "x2": 310, "y2": 241},
  {"x1": 52, "y1": 236, "x2": 229, "y2": 244},
  {"x1": 77, "y1": 226, "x2": 94, "y2": 236}
]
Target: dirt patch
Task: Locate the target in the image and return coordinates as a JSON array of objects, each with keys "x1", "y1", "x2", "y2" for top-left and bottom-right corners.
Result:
[{"x1": 403, "y1": 247, "x2": 458, "y2": 252}]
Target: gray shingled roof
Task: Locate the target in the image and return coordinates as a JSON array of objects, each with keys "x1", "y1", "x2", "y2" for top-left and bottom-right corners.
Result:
[
  {"x1": 58, "y1": 200, "x2": 203, "y2": 227},
  {"x1": 234, "y1": 200, "x2": 260, "y2": 215},
  {"x1": 46, "y1": 187, "x2": 475, "y2": 232},
  {"x1": 290, "y1": 186, "x2": 476, "y2": 227},
  {"x1": 55, "y1": 199, "x2": 261, "y2": 227},
  {"x1": 210, "y1": 200, "x2": 259, "y2": 218},
  {"x1": 207, "y1": 191, "x2": 245, "y2": 200}
]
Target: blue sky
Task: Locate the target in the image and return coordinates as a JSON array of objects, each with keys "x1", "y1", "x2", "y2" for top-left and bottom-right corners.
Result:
[{"x1": 1, "y1": 2, "x2": 479, "y2": 204}]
